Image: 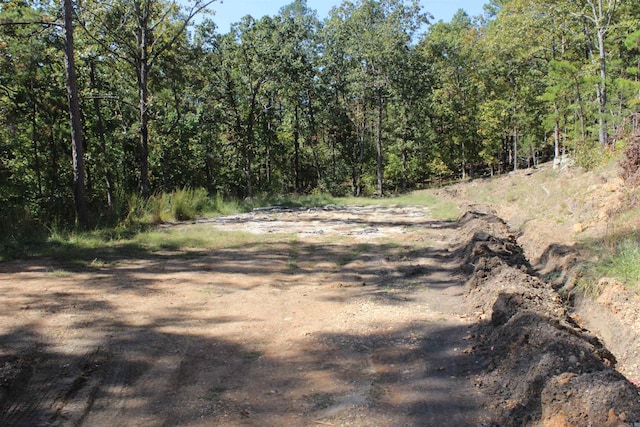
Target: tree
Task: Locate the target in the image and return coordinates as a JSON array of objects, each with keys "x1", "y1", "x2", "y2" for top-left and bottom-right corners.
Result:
[
  {"x1": 1, "y1": 0, "x2": 90, "y2": 227},
  {"x1": 276, "y1": 0, "x2": 322, "y2": 192},
  {"x1": 323, "y1": 0, "x2": 427, "y2": 195},
  {"x1": 580, "y1": 0, "x2": 620, "y2": 146},
  {"x1": 63, "y1": 0, "x2": 89, "y2": 227},
  {"x1": 478, "y1": 0, "x2": 550, "y2": 171},
  {"x1": 420, "y1": 10, "x2": 482, "y2": 178},
  {"x1": 79, "y1": 0, "x2": 215, "y2": 197}
]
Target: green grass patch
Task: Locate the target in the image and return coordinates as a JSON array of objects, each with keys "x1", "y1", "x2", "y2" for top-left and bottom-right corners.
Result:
[
  {"x1": 50, "y1": 269, "x2": 72, "y2": 278},
  {"x1": 239, "y1": 193, "x2": 337, "y2": 211},
  {"x1": 2, "y1": 186, "x2": 458, "y2": 262},
  {"x1": 578, "y1": 234, "x2": 640, "y2": 295},
  {"x1": 23, "y1": 223, "x2": 294, "y2": 268},
  {"x1": 336, "y1": 243, "x2": 370, "y2": 266}
]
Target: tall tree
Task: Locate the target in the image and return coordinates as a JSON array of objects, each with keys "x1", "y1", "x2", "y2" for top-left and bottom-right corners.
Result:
[
  {"x1": 581, "y1": 0, "x2": 620, "y2": 145},
  {"x1": 79, "y1": 0, "x2": 215, "y2": 197},
  {"x1": 277, "y1": 0, "x2": 322, "y2": 192},
  {"x1": 63, "y1": 0, "x2": 89, "y2": 227},
  {"x1": 324, "y1": 0, "x2": 427, "y2": 195}
]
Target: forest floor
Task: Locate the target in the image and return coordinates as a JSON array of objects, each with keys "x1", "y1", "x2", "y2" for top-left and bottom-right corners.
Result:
[{"x1": 2, "y1": 163, "x2": 640, "y2": 426}]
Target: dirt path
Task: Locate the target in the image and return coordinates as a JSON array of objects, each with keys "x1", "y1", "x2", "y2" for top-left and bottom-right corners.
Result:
[{"x1": 0, "y1": 206, "x2": 498, "y2": 426}]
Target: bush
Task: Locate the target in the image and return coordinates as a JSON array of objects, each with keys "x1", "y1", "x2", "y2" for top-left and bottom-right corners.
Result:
[
  {"x1": 620, "y1": 131, "x2": 640, "y2": 187},
  {"x1": 170, "y1": 187, "x2": 209, "y2": 221}
]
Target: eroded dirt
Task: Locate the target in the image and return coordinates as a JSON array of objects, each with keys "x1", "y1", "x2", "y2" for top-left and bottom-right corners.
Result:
[{"x1": 1, "y1": 205, "x2": 639, "y2": 426}]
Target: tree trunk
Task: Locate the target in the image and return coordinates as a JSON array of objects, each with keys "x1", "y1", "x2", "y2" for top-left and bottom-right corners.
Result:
[
  {"x1": 596, "y1": 24, "x2": 608, "y2": 145},
  {"x1": 553, "y1": 102, "x2": 561, "y2": 169},
  {"x1": 135, "y1": 0, "x2": 151, "y2": 198},
  {"x1": 376, "y1": 85, "x2": 383, "y2": 197},
  {"x1": 513, "y1": 127, "x2": 518, "y2": 171},
  {"x1": 89, "y1": 61, "x2": 115, "y2": 211},
  {"x1": 294, "y1": 104, "x2": 300, "y2": 192},
  {"x1": 31, "y1": 92, "x2": 42, "y2": 198},
  {"x1": 356, "y1": 105, "x2": 365, "y2": 197},
  {"x1": 245, "y1": 92, "x2": 259, "y2": 198},
  {"x1": 63, "y1": 0, "x2": 90, "y2": 228},
  {"x1": 576, "y1": 80, "x2": 586, "y2": 143},
  {"x1": 401, "y1": 145, "x2": 407, "y2": 193},
  {"x1": 306, "y1": 89, "x2": 322, "y2": 184},
  {"x1": 461, "y1": 137, "x2": 466, "y2": 179}
]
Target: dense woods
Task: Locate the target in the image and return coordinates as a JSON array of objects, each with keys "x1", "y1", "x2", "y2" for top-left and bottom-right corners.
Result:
[{"x1": 1, "y1": 0, "x2": 639, "y2": 231}]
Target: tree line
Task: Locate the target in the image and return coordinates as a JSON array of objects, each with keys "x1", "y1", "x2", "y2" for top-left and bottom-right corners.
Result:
[{"x1": 1, "y1": 0, "x2": 639, "y2": 230}]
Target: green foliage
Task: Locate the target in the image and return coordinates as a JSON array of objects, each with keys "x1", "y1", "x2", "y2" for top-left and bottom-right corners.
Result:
[
  {"x1": 573, "y1": 141, "x2": 618, "y2": 171},
  {"x1": 2, "y1": 0, "x2": 640, "y2": 240}
]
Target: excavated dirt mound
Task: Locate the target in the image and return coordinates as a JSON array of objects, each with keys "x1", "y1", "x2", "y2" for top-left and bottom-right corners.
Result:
[{"x1": 458, "y1": 211, "x2": 640, "y2": 426}]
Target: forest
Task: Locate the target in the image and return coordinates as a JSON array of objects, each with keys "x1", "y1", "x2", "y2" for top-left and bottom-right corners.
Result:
[{"x1": 1, "y1": 0, "x2": 639, "y2": 232}]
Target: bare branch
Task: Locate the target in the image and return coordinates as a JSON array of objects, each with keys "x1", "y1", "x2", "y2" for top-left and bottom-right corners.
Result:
[
  {"x1": 148, "y1": 0, "x2": 217, "y2": 67},
  {"x1": 0, "y1": 19, "x2": 61, "y2": 27}
]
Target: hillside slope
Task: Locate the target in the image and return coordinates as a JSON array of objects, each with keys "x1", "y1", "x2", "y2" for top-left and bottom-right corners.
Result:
[{"x1": 430, "y1": 160, "x2": 640, "y2": 384}]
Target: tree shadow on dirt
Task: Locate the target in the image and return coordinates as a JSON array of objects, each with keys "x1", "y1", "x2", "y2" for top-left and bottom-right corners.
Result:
[
  {"x1": 0, "y1": 314, "x2": 493, "y2": 426},
  {"x1": 0, "y1": 224, "x2": 463, "y2": 303},
  {"x1": 0, "y1": 211, "x2": 491, "y2": 425},
  {"x1": 0, "y1": 245, "x2": 487, "y2": 425}
]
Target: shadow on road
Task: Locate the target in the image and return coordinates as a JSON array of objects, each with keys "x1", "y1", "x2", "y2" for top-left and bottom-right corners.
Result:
[{"x1": 0, "y1": 208, "x2": 497, "y2": 426}]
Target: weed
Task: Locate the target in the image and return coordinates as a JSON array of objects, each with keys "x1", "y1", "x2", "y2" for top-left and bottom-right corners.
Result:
[
  {"x1": 148, "y1": 193, "x2": 167, "y2": 224},
  {"x1": 171, "y1": 187, "x2": 208, "y2": 221},
  {"x1": 50, "y1": 269, "x2": 71, "y2": 278},
  {"x1": 336, "y1": 244, "x2": 370, "y2": 266},
  {"x1": 288, "y1": 239, "x2": 300, "y2": 272}
]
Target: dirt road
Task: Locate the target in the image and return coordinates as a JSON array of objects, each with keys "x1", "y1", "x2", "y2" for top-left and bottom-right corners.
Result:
[
  {"x1": 0, "y1": 206, "x2": 497, "y2": 426},
  {"x1": 1, "y1": 206, "x2": 639, "y2": 426}
]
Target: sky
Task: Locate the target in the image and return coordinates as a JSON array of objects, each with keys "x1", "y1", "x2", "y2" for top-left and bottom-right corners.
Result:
[{"x1": 207, "y1": 0, "x2": 488, "y2": 33}]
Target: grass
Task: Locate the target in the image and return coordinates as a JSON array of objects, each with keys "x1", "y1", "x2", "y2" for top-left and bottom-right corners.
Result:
[
  {"x1": 21, "y1": 223, "x2": 295, "y2": 269},
  {"x1": 578, "y1": 234, "x2": 640, "y2": 295},
  {"x1": 336, "y1": 243, "x2": 370, "y2": 266},
  {"x1": 1, "y1": 186, "x2": 459, "y2": 262},
  {"x1": 335, "y1": 191, "x2": 460, "y2": 220},
  {"x1": 50, "y1": 269, "x2": 72, "y2": 278},
  {"x1": 287, "y1": 239, "x2": 300, "y2": 272},
  {"x1": 0, "y1": 178, "x2": 480, "y2": 280}
]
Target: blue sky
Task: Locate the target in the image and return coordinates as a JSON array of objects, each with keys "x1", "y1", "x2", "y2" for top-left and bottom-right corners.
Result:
[{"x1": 207, "y1": 0, "x2": 487, "y2": 33}]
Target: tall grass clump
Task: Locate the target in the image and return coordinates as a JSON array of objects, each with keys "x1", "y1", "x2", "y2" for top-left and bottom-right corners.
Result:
[
  {"x1": 170, "y1": 187, "x2": 209, "y2": 221},
  {"x1": 596, "y1": 237, "x2": 640, "y2": 291},
  {"x1": 124, "y1": 192, "x2": 149, "y2": 225},
  {"x1": 149, "y1": 192, "x2": 168, "y2": 224},
  {"x1": 120, "y1": 187, "x2": 211, "y2": 224},
  {"x1": 211, "y1": 193, "x2": 241, "y2": 215},
  {"x1": 578, "y1": 233, "x2": 640, "y2": 295},
  {"x1": 0, "y1": 206, "x2": 47, "y2": 260}
]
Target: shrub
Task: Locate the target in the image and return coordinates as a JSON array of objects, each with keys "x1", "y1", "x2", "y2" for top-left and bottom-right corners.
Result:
[
  {"x1": 620, "y1": 131, "x2": 640, "y2": 187},
  {"x1": 170, "y1": 187, "x2": 208, "y2": 221}
]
